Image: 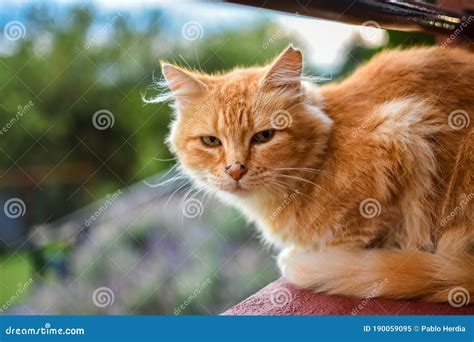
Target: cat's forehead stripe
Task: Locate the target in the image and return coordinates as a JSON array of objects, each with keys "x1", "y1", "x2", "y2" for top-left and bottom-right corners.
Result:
[{"x1": 214, "y1": 84, "x2": 254, "y2": 135}]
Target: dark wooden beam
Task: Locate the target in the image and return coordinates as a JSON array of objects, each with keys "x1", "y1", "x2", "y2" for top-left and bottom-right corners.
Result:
[{"x1": 224, "y1": 0, "x2": 474, "y2": 41}]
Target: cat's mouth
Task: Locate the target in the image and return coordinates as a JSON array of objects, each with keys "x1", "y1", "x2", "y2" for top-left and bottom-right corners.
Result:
[
  {"x1": 226, "y1": 181, "x2": 249, "y2": 193},
  {"x1": 202, "y1": 173, "x2": 262, "y2": 195},
  {"x1": 212, "y1": 179, "x2": 254, "y2": 194},
  {"x1": 233, "y1": 182, "x2": 251, "y2": 193}
]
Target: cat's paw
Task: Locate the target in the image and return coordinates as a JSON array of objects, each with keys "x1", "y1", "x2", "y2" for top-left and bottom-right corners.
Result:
[
  {"x1": 276, "y1": 247, "x2": 297, "y2": 277},
  {"x1": 277, "y1": 247, "x2": 316, "y2": 288}
]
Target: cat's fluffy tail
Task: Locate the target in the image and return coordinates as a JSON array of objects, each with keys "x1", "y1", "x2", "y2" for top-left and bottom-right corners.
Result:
[{"x1": 280, "y1": 243, "x2": 473, "y2": 303}]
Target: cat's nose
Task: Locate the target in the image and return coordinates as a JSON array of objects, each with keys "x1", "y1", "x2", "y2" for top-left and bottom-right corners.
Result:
[{"x1": 225, "y1": 162, "x2": 248, "y2": 181}]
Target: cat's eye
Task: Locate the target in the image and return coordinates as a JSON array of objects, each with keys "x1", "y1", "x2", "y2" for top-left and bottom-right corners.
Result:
[
  {"x1": 252, "y1": 130, "x2": 275, "y2": 144},
  {"x1": 201, "y1": 136, "x2": 221, "y2": 147}
]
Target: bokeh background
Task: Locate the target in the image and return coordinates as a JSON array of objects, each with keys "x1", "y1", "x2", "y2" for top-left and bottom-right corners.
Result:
[{"x1": 0, "y1": 0, "x2": 434, "y2": 315}]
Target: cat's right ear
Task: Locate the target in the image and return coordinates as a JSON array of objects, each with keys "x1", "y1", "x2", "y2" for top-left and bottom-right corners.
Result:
[
  {"x1": 261, "y1": 45, "x2": 303, "y2": 91},
  {"x1": 161, "y1": 63, "x2": 208, "y2": 105}
]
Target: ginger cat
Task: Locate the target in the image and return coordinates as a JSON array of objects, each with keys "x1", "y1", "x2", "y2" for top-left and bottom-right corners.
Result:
[{"x1": 156, "y1": 45, "x2": 473, "y2": 303}]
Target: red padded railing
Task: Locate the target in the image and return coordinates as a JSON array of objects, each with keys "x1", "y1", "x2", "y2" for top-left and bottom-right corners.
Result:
[{"x1": 223, "y1": 278, "x2": 474, "y2": 315}]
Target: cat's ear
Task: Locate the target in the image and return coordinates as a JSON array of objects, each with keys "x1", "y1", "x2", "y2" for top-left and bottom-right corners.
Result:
[
  {"x1": 161, "y1": 63, "x2": 208, "y2": 105},
  {"x1": 261, "y1": 45, "x2": 303, "y2": 90}
]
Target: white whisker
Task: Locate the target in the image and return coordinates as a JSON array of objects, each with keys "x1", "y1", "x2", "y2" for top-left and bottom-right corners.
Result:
[
  {"x1": 273, "y1": 173, "x2": 319, "y2": 187},
  {"x1": 269, "y1": 180, "x2": 314, "y2": 200},
  {"x1": 275, "y1": 167, "x2": 333, "y2": 179},
  {"x1": 164, "y1": 180, "x2": 190, "y2": 208},
  {"x1": 154, "y1": 156, "x2": 178, "y2": 162}
]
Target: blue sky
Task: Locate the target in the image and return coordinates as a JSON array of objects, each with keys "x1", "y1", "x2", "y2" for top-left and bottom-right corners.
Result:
[{"x1": 0, "y1": 0, "x2": 387, "y2": 70}]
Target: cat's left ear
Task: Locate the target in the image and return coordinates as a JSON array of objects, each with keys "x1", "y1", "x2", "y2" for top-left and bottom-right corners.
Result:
[
  {"x1": 261, "y1": 45, "x2": 303, "y2": 90},
  {"x1": 161, "y1": 63, "x2": 208, "y2": 105}
]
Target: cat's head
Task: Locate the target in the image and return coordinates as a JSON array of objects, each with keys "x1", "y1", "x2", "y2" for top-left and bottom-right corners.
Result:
[{"x1": 159, "y1": 46, "x2": 332, "y2": 197}]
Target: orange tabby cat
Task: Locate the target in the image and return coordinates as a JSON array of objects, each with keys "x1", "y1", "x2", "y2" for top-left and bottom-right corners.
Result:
[{"x1": 155, "y1": 45, "x2": 473, "y2": 302}]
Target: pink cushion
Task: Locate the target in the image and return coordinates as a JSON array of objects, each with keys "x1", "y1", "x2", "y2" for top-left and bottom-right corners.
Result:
[{"x1": 223, "y1": 278, "x2": 474, "y2": 315}]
